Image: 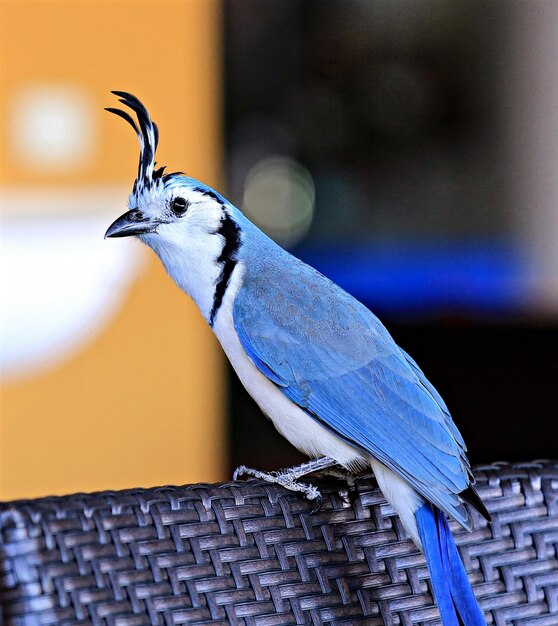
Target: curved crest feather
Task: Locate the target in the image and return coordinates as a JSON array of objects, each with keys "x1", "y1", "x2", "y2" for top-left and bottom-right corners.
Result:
[{"x1": 106, "y1": 91, "x2": 160, "y2": 192}]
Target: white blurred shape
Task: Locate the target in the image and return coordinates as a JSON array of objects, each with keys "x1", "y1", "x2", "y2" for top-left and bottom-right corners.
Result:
[
  {"x1": 9, "y1": 85, "x2": 96, "y2": 170},
  {"x1": 243, "y1": 156, "x2": 315, "y2": 247},
  {"x1": 0, "y1": 188, "x2": 144, "y2": 382}
]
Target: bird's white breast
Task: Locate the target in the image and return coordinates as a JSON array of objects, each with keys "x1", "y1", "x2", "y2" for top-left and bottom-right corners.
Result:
[{"x1": 212, "y1": 263, "x2": 364, "y2": 469}]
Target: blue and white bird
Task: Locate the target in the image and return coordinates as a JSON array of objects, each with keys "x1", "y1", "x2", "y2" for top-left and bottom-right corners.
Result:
[{"x1": 105, "y1": 92, "x2": 490, "y2": 626}]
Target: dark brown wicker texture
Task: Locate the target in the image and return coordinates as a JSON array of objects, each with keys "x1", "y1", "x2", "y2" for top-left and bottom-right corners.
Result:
[{"x1": 0, "y1": 461, "x2": 557, "y2": 626}]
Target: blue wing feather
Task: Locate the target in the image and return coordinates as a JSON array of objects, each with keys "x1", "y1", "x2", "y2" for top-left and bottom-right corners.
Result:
[{"x1": 232, "y1": 216, "x2": 473, "y2": 526}]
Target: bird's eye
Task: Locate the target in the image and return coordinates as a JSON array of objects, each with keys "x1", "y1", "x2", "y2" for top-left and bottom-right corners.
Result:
[{"x1": 171, "y1": 196, "x2": 189, "y2": 216}]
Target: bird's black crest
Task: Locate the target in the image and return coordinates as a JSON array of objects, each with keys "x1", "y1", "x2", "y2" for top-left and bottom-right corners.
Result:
[{"x1": 106, "y1": 91, "x2": 161, "y2": 194}]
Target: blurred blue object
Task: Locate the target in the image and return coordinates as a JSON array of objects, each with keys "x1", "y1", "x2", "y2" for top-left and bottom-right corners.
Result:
[{"x1": 295, "y1": 239, "x2": 527, "y2": 316}]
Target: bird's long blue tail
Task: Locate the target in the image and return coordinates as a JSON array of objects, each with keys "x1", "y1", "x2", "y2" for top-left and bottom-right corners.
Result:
[{"x1": 415, "y1": 503, "x2": 486, "y2": 626}]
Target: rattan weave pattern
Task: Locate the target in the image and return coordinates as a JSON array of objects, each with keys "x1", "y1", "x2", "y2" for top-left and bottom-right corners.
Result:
[{"x1": 0, "y1": 462, "x2": 557, "y2": 626}]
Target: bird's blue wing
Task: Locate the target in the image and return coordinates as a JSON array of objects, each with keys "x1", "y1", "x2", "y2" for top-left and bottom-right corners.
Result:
[{"x1": 233, "y1": 256, "x2": 472, "y2": 527}]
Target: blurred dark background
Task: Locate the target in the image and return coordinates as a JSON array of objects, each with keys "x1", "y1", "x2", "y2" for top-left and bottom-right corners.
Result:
[{"x1": 223, "y1": 0, "x2": 558, "y2": 471}]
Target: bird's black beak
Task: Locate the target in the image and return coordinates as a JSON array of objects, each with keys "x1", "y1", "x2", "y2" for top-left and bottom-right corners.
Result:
[{"x1": 105, "y1": 209, "x2": 160, "y2": 239}]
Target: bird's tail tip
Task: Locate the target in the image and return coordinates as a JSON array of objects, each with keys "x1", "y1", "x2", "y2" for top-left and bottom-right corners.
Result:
[{"x1": 416, "y1": 502, "x2": 487, "y2": 626}]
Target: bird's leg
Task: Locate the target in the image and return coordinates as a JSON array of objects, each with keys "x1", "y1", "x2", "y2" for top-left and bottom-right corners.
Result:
[{"x1": 233, "y1": 457, "x2": 339, "y2": 512}]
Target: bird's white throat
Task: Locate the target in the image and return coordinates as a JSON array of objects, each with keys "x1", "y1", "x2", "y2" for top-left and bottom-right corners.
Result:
[{"x1": 141, "y1": 218, "x2": 228, "y2": 321}]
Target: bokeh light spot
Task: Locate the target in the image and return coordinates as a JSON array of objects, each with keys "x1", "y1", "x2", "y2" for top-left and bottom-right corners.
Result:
[
  {"x1": 9, "y1": 84, "x2": 96, "y2": 171},
  {"x1": 242, "y1": 156, "x2": 315, "y2": 247}
]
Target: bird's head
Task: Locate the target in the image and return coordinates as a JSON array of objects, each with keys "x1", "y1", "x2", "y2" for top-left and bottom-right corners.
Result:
[
  {"x1": 105, "y1": 91, "x2": 232, "y2": 244},
  {"x1": 105, "y1": 91, "x2": 243, "y2": 320}
]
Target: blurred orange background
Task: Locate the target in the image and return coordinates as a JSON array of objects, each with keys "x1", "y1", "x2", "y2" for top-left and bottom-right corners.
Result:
[{"x1": 0, "y1": 0, "x2": 226, "y2": 499}]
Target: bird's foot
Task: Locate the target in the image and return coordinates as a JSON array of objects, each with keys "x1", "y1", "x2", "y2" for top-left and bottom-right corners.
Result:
[
  {"x1": 233, "y1": 464, "x2": 324, "y2": 513},
  {"x1": 311, "y1": 467, "x2": 360, "y2": 506}
]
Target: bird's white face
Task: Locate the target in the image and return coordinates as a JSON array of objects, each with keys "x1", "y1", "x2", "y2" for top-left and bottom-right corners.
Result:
[
  {"x1": 106, "y1": 180, "x2": 242, "y2": 321},
  {"x1": 134, "y1": 182, "x2": 226, "y2": 250}
]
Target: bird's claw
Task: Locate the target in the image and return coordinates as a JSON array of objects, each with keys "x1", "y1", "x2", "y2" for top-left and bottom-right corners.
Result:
[{"x1": 309, "y1": 492, "x2": 323, "y2": 514}]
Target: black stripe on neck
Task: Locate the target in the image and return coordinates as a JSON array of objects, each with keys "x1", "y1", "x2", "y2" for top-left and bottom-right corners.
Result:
[{"x1": 209, "y1": 210, "x2": 241, "y2": 327}]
